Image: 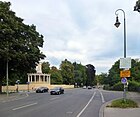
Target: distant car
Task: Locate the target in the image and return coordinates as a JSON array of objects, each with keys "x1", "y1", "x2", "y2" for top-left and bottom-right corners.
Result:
[
  {"x1": 83, "y1": 86, "x2": 87, "y2": 89},
  {"x1": 50, "y1": 87, "x2": 64, "y2": 95},
  {"x1": 87, "y1": 86, "x2": 92, "y2": 89},
  {"x1": 36, "y1": 87, "x2": 49, "y2": 93}
]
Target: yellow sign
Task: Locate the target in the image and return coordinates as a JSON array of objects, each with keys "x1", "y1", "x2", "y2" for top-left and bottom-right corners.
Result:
[{"x1": 120, "y1": 70, "x2": 130, "y2": 78}]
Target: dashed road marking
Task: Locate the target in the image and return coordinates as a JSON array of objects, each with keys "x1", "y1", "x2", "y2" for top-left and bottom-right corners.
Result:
[
  {"x1": 50, "y1": 97, "x2": 59, "y2": 100},
  {"x1": 12, "y1": 102, "x2": 37, "y2": 111}
]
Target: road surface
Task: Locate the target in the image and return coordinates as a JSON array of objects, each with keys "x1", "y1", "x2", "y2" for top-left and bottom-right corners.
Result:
[{"x1": 0, "y1": 88, "x2": 122, "y2": 117}]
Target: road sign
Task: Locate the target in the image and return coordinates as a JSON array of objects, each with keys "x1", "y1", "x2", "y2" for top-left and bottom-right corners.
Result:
[
  {"x1": 120, "y1": 58, "x2": 131, "y2": 69},
  {"x1": 121, "y1": 77, "x2": 127, "y2": 84},
  {"x1": 120, "y1": 70, "x2": 130, "y2": 78}
]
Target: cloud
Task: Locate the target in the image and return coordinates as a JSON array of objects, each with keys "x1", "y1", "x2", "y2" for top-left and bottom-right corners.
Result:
[{"x1": 2, "y1": 0, "x2": 140, "y2": 74}]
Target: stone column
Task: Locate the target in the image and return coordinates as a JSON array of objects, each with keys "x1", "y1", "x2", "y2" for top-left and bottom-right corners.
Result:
[
  {"x1": 43, "y1": 75, "x2": 46, "y2": 82},
  {"x1": 30, "y1": 75, "x2": 32, "y2": 82},
  {"x1": 34, "y1": 75, "x2": 36, "y2": 83},
  {"x1": 48, "y1": 75, "x2": 50, "y2": 84},
  {"x1": 28, "y1": 75, "x2": 30, "y2": 82},
  {"x1": 39, "y1": 75, "x2": 41, "y2": 82}
]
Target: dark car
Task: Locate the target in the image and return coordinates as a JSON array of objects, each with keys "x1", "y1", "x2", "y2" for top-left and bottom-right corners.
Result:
[
  {"x1": 50, "y1": 87, "x2": 64, "y2": 95},
  {"x1": 36, "y1": 87, "x2": 49, "y2": 93}
]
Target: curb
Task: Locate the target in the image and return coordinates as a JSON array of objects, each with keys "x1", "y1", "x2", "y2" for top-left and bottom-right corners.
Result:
[{"x1": 99, "y1": 98, "x2": 121, "y2": 117}]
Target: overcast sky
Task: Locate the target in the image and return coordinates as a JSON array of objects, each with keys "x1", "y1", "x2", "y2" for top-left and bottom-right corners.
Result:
[{"x1": 2, "y1": 0, "x2": 140, "y2": 74}]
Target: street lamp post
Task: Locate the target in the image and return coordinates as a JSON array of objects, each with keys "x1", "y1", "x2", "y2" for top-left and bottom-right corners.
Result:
[
  {"x1": 6, "y1": 58, "x2": 9, "y2": 97},
  {"x1": 114, "y1": 9, "x2": 126, "y2": 58},
  {"x1": 114, "y1": 9, "x2": 127, "y2": 101},
  {"x1": 1, "y1": 18, "x2": 9, "y2": 97}
]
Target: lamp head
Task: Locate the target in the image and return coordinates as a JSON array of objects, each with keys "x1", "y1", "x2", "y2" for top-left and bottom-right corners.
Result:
[{"x1": 114, "y1": 16, "x2": 121, "y2": 28}]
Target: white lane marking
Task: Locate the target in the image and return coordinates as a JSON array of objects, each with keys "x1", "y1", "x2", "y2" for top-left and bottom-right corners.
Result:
[
  {"x1": 2, "y1": 93, "x2": 29, "y2": 103},
  {"x1": 76, "y1": 92, "x2": 96, "y2": 117},
  {"x1": 99, "y1": 91, "x2": 105, "y2": 103},
  {"x1": 50, "y1": 97, "x2": 59, "y2": 100},
  {"x1": 12, "y1": 102, "x2": 37, "y2": 111},
  {"x1": 66, "y1": 112, "x2": 73, "y2": 114}
]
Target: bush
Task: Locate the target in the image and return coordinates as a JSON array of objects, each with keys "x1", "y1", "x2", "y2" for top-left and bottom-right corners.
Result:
[
  {"x1": 108, "y1": 98, "x2": 138, "y2": 108},
  {"x1": 128, "y1": 80, "x2": 140, "y2": 92},
  {"x1": 103, "y1": 84, "x2": 112, "y2": 90},
  {"x1": 112, "y1": 82, "x2": 123, "y2": 91}
]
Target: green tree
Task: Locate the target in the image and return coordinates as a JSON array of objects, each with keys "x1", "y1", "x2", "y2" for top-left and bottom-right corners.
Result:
[
  {"x1": 130, "y1": 59, "x2": 140, "y2": 82},
  {"x1": 86, "y1": 64, "x2": 96, "y2": 86},
  {"x1": 96, "y1": 73, "x2": 108, "y2": 85},
  {"x1": 50, "y1": 66, "x2": 63, "y2": 84},
  {"x1": 0, "y1": 1, "x2": 45, "y2": 92},
  {"x1": 107, "y1": 60, "x2": 120, "y2": 86},
  {"x1": 134, "y1": 0, "x2": 140, "y2": 12},
  {"x1": 73, "y1": 62, "x2": 87, "y2": 87},
  {"x1": 42, "y1": 62, "x2": 50, "y2": 74},
  {"x1": 60, "y1": 59, "x2": 74, "y2": 85}
]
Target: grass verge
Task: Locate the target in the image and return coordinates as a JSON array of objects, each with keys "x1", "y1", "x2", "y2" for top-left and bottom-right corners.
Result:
[{"x1": 107, "y1": 98, "x2": 138, "y2": 108}]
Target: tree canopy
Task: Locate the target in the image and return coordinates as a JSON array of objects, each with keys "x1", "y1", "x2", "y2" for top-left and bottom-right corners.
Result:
[
  {"x1": 60, "y1": 59, "x2": 74, "y2": 85},
  {"x1": 0, "y1": 1, "x2": 45, "y2": 91},
  {"x1": 134, "y1": 0, "x2": 140, "y2": 12}
]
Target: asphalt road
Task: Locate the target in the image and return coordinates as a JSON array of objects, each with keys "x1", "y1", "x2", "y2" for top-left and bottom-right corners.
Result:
[{"x1": 0, "y1": 88, "x2": 122, "y2": 117}]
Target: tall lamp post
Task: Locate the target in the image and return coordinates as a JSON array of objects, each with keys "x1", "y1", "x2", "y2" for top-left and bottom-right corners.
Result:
[
  {"x1": 114, "y1": 9, "x2": 126, "y2": 58},
  {"x1": 1, "y1": 18, "x2": 9, "y2": 97},
  {"x1": 114, "y1": 9, "x2": 127, "y2": 100}
]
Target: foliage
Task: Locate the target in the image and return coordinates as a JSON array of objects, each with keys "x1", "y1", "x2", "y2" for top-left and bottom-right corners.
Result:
[
  {"x1": 49, "y1": 66, "x2": 63, "y2": 84},
  {"x1": 86, "y1": 64, "x2": 96, "y2": 86},
  {"x1": 107, "y1": 60, "x2": 120, "y2": 86},
  {"x1": 108, "y1": 99, "x2": 138, "y2": 108},
  {"x1": 130, "y1": 59, "x2": 140, "y2": 82},
  {"x1": 0, "y1": 1, "x2": 45, "y2": 91},
  {"x1": 101, "y1": 59, "x2": 140, "y2": 92},
  {"x1": 42, "y1": 62, "x2": 50, "y2": 74},
  {"x1": 73, "y1": 62, "x2": 87, "y2": 86},
  {"x1": 103, "y1": 84, "x2": 112, "y2": 90},
  {"x1": 128, "y1": 80, "x2": 140, "y2": 92},
  {"x1": 96, "y1": 73, "x2": 108, "y2": 85},
  {"x1": 134, "y1": 0, "x2": 140, "y2": 12},
  {"x1": 112, "y1": 82, "x2": 123, "y2": 91},
  {"x1": 60, "y1": 59, "x2": 74, "y2": 85}
]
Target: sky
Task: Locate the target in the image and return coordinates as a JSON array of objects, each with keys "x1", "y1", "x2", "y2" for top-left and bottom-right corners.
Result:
[{"x1": 1, "y1": 0, "x2": 140, "y2": 74}]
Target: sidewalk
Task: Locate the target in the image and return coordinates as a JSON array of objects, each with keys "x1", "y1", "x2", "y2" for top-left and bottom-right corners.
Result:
[
  {"x1": 100, "y1": 92, "x2": 140, "y2": 117},
  {"x1": 0, "y1": 92, "x2": 29, "y2": 102}
]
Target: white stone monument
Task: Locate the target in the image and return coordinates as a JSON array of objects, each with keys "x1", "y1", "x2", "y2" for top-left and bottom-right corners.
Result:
[
  {"x1": 27, "y1": 62, "x2": 50, "y2": 85},
  {"x1": 36, "y1": 62, "x2": 42, "y2": 73}
]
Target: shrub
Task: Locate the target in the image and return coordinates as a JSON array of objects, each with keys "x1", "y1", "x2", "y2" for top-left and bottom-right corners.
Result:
[
  {"x1": 112, "y1": 82, "x2": 123, "y2": 91},
  {"x1": 128, "y1": 80, "x2": 140, "y2": 92},
  {"x1": 108, "y1": 98, "x2": 138, "y2": 108},
  {"x1": 103, "y1": 84, "x2": 112, "y2": 90}
]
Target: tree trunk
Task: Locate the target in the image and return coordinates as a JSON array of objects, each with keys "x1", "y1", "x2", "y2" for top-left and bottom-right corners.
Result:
[{"x1": 0, "y1": 78, "x2": 2, "y2": 93}]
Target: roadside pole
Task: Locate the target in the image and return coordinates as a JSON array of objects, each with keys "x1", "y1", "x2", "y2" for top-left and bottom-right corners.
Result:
[{"x1": 120, "y1": 58, "x2": 131, "y2": 101}]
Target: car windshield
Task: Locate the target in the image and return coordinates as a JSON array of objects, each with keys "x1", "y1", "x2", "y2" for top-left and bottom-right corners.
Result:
[{"x1": 53, "y1": 87, "x2": 60, "y2": 90}]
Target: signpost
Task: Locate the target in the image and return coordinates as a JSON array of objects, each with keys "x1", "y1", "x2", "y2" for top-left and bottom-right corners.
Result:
[
  {"x1": 121, "y1": 77, "x2": 127, "y2": 84},
  {"x1": 27, "y1": 82, "x2": 30, "y2": 92},
  {"x1": 120, "y1": 57, "x2": 131, "y2": 69},
  {"x1": 121, "y1": 77, "x2": 127, "y2": 101},
  {"x1": 16, "y1": 80, "x2": 20, "y2": 92},
  {"x1": 120, "y1": 58, "x2": 131, "y2": 101},
  {"x1": 120, "y1": 70, "x2": 130, "y2": 78}
]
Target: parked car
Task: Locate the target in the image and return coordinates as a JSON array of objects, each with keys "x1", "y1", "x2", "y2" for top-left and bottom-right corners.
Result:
[
  {"x1": 50, "y1": 87, "x2": 64, "y2": 95},
  {"x1": 87, "y1": 86, "x2": 92, "y2": 89},
  {"x1": 83, "y1": 86, "x2": 87, "y2": 89},
  {"x1": 36, "y1": 87, "x2": 49, "y2": 93}
]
